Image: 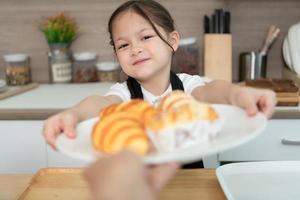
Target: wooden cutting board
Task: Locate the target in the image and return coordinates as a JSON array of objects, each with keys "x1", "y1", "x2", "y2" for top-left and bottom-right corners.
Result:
[
  {"x1": 0, "y1": 82, "x2": 39, "y2": 100},
  {"x1": 18, "y1": 168, "x2": 92, "y2": 200},
  {"x1": 18, "y1": 168, "x2": 226, "y2": 200},
  {"x1": 244, "y1": 79, "x2": 300, "y2": 106}
]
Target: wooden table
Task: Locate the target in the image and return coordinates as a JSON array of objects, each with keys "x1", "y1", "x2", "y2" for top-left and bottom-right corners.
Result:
[{"x1": 0, "y1": 168, "x2": 226, "y2": 200}]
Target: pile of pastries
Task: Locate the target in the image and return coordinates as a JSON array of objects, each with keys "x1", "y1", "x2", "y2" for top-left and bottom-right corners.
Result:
[{"x1": 92, "y1": 91, "x2": 220, "y2": 155}]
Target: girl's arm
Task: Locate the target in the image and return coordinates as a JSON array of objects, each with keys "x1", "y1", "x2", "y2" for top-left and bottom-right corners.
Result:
[
  {"x1": 191, "y1": 79, "x2": 277, "y2": 118},
  {"x1": 72, "y1": 95, "x2": 122, "y2": 121},
  {"x1": 191, "y1": 79, "x2": 235, "y2": 104}
]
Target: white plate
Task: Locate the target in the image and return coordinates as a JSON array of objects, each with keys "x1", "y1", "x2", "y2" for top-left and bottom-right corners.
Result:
[
  {"x1": 216, "y1": 161, "x2": 300, "y2": 200},
  {"x1": 56, "y1": 104, "x2": 267, "y2": 164}
]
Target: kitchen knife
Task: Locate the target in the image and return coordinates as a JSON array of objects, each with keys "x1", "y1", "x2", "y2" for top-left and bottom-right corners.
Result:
[
  {"x1": 204, "y1": 15, "x2": 210, "y2": 33},
  {"x1": 212, "y1": 14, "x2": 216, "y2": 33},
  {"x1": 216, "y1": 9, "x2": 224, "y2": 33},
  {"x1": 214, "y1": 10, "x2": 219, "y2": 33},
  {"x1": 224, "y1": 11, "x2": 231, "y2": 34}
]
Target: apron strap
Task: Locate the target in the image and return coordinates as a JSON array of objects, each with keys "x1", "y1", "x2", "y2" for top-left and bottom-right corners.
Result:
[
  {"x1": 127, "y1": 71, "x2": 184, "y2": 99},
  {"x1": 126, "y1": 72, "x2": 203, "y2": 168}
]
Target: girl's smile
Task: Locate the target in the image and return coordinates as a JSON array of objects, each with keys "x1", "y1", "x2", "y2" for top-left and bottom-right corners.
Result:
[
  {"x1": 132, "y1": 57, "x2": 151, "y2": 66},
  {"x1": 112, "y1": 10, "x2": 178, "y2": 85}
]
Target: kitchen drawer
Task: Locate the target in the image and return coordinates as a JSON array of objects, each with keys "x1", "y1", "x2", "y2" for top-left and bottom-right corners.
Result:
[{"x1": 219, "y1": 120, "x2": 300, "y2": 161}]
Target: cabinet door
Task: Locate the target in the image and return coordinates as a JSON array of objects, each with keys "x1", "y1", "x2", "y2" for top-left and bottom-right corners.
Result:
[
  {"x1": 219, "y1": 120, "x2": 300, "y2": 162},
  {"x1": 0, "y1": 121, "x2": 47, "y2": 173}
]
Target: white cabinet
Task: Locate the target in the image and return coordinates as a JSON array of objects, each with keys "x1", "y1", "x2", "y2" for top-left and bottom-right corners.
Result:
[
  {"x1": 2, "y1": 119, "x2": 300, "y2": 172},
  {"x1": 0, "y1": 120, "x2": 89, "y2": 173},
  {"x1": 0, "y1": 121, "x2": 47, "y2": 173},
  {"x1": 218, "y1": 119, "x2": 300, "y2": 163}
]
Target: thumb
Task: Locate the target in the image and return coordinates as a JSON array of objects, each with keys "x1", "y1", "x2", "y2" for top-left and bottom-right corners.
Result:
[
  {"x1": 62, "y1": 115, "x2": 77, "y2": 138},
  {"x1": 149, "y1": 162, "x2": 180, "y2": 192},
  {"x1": 239, "y1": 94, "x2": 258, "y2": 117},
  {"x1": 245, "y1": 101, "x2": 258, "y2": 117}
]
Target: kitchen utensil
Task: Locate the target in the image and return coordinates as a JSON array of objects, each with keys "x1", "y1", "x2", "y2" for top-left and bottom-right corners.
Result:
[
  {"x1": 260, "y1": 25, "x2": 280, "y2": 55},
  {"x1": 204, "y1": 34, "x2": 232, "y2": 81},
  {"x1": 245, "y1": 78, "x2": 300, "y2": 106},
  {"x1": 0, "y1": 82, "x2": 39, "y2": 100},
  {"x1": 224, "y1": 11, "x2": 231, "y2": 34},
  {"x1": 239, "y1": 51, "x2": 267, "y2": 81},
  {"x1": 204, "y1": 9, "x2": 230, "y2": 34}
]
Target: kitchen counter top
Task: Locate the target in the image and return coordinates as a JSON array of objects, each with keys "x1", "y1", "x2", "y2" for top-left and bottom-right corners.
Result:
[
  {"x1": 0, "y1": 83, "x2": 114, "y2": 120},
  {"x1": 0, "y1": 82, "x2": 299, "y2": 120},
  {"x1": 0, "y1": 168, "x2": 226, "y2": 200}
]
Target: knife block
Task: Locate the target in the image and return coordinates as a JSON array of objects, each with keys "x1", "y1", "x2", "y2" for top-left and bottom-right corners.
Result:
[{"x1": 204, "y1": 34, "x2": 232, "y2": 82}]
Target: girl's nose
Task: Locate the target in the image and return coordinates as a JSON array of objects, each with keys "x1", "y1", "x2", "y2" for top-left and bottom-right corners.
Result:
[{"x1": 131, "y1": 44, "x2": 143, "y2": 56}]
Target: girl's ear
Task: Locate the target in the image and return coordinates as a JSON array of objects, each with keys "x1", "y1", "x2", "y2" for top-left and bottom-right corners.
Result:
[{"x1": 169, "y1": 31, "x2": 180, "y2": 51}]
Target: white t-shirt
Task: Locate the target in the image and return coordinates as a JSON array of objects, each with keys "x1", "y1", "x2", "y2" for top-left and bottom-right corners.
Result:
[{"x1": 105, "y1": 73, "x2": 210, "y2": 106}]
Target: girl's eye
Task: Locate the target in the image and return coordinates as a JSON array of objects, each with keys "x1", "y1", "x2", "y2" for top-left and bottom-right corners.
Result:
[
  {"x1": 117, "y1": 44, "x2": 128, "y2": 50},
  {"x1": 142, "y1": 35, "x2": 154, "y2": 41}
]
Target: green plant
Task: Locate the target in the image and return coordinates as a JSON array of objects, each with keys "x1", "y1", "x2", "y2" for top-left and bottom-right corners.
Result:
[{"x1": 40, "y1": 13, "x2": 78, "y2": 44}]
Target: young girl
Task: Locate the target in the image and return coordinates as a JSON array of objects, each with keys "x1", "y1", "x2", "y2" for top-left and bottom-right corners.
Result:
[{"x1": 43, "y1": 0, "x2": 276, "y2": 155}]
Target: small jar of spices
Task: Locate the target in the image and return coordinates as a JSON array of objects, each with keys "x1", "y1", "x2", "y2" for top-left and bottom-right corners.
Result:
[
  {"x1": 3, "y1": 53, "x2": 31, "y2": 85},
  {"x1": 72, "y1": 52, "x2": 98, "y2": 83},
  {"x1": 96, "y1": 62, "x2": 120, "y2": 82}
]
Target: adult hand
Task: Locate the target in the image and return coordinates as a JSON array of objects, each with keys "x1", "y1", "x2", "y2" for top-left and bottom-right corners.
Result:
[{"x1": 84, "y1": 150, "x2": 180, "y2": 200}]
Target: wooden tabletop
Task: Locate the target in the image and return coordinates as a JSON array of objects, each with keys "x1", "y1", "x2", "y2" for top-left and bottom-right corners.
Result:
[{"x1": 0, "y1": 168, "x2": 226, "y2": 200}]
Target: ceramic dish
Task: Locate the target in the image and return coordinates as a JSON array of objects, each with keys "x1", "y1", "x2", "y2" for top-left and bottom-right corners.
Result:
[
  {"x1": 56, "y1": 104, "x2": 267, "y2": 164},
  {"x1": 216, "y1": 161, "x2": 300, "y2": 200}
]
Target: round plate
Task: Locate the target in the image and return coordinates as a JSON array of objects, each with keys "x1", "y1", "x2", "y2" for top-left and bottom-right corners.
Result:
[{"x1": 56, "y1": 104, "x2": 267, "y2": 164}]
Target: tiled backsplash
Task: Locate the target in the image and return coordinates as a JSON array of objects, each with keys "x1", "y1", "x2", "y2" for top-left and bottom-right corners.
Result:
[{"x1": 0, "y1": 0, "x2": 299, "y2": 82}]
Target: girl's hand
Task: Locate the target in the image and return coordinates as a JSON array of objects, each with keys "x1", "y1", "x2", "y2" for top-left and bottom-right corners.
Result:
[
  {"x1": 229, "y1": 86, "x2": 277, "y2": 118},
  {"x1": 43, "y1": 109, "x2": 79, "y2": 149}
]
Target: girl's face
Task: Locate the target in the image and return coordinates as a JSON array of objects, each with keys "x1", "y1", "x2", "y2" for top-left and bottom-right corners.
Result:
[{"x1": 112, "y1": 10, "x2": 179, "y2": 82}]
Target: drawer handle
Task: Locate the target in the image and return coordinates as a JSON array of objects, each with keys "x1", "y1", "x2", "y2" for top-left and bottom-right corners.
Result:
[{"x1": 281, "y1": 138, "x2": 300, "y2": 146}]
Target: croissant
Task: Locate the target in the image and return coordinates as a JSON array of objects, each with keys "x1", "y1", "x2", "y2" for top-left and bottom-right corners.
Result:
[{"x1": 92, "y1": 90, "x2": 219, "y2": 155}]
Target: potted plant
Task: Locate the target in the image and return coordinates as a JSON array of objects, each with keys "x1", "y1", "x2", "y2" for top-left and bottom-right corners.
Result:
[{"x1": 40, "y1": 13, "x2": 79, "y2": 83}]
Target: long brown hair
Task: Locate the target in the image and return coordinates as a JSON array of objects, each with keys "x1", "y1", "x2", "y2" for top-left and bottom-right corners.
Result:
[{"x1": 108, "y1": 0, "x2": 176, "y2": 52}]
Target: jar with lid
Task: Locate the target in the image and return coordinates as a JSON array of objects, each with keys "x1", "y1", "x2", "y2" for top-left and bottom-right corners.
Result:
[
  {"x1": 3, "y1": 53, "x2": 31, "y2": 85},
  {"x1": 72, "y1": 52, "x2": 98, "y2": 83},
  {"x1": 48, "y1": 43, "x2": 72, "y2": 83},
  {"x1": 96, "y1": 62, "x2": 120, "y2": 82}
]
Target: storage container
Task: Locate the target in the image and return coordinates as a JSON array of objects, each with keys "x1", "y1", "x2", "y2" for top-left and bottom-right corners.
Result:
[
  {"x1": 96, "y1": 62, "x2": 120, "y2": 82},
  {"x1": 3, "y1": 53, "x2": 31, "y2": 85},
  {"x1": 72, "y1": 52, "x2": 98, "y2": 83}
]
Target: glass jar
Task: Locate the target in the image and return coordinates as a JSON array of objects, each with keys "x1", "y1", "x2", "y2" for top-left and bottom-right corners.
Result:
[
  {"x1": 96, "y1": 62, "x2": 120, "y2": 82},
  {"x1": 48, "y1": 43, "x2": 72, "y2": 83},
  {"x1": 3, "y1": 53, "x2": 31, "y2": 85},
  {"x1": 72, "y1": 52, "x2": 98, "y2": 83}
]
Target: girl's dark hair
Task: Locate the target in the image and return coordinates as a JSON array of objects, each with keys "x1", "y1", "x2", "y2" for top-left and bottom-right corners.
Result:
[{"x1": 108, "y1": 0, "x2": 175, "y2": 52}]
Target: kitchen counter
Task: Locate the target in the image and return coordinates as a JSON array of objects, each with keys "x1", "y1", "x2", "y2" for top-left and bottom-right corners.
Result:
[
  {"x1": 0, "y1": 168, "x2": 226, "y2": 200},
  {"x1": 0, "y1": 82, "x2": 299, "y2": 120},
  {"x1": 0, "y1": 83, "x2": 114, "y2": 120}
]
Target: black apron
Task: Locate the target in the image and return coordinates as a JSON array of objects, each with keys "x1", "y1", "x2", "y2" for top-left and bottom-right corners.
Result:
[{"x1": 126, "y1": 71, "x2": 204, "y2": 169}]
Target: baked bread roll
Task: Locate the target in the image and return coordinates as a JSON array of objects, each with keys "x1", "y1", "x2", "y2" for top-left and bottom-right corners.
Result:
[
  {"x1": 93, "y1": 112, "x2": 150, "y2": 155},
  {"x1": 93, "y1": 100, "x2": 158, "y2": 155},
  {"x1": 146, "y1": 90, "x2": 222, "y2": 152},
  {"x1": 148, "y1": 90, "x2": 219, "y2": 132},
  {"x1": 92, "y1": 90, "x2": 221, "y2": 155}
]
